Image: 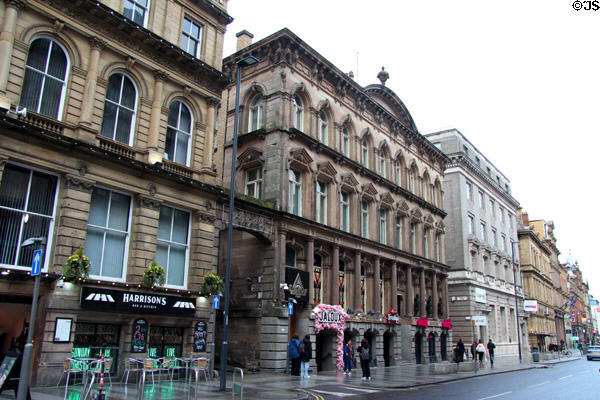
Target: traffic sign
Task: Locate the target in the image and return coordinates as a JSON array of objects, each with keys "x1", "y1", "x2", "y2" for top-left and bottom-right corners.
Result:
[
  {"x1": 31, "y1": 249, "x2": 42, "y2": 276},
  {"x1": 212, "y1": 295, "x2": 220, "y2": 309},
  {"x1": 288, "y1": 302, "x2": 294, "y2": 315}
]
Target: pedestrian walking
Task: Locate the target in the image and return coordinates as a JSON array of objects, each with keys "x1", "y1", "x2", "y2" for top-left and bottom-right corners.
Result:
[
  {"x1": 487, "y1": 339, "x2": 496, "y2": 367},
  {"x1": 357, "y1": 338, "x2": 371, "y2": 380},
  {"x1": 289, "y1": 333, "x2": 301, "y2": 376},
  {"x1": 299, "y1": 334, "x2": 312, "y2": 378},
  {"x1": 456, "y1": 339, "x2": 465, "y2": 364},
  {"x1": 343, "y1": 339, "x2": 353, "y2": 375},
  {"x1": 470, "y1": 341, "x2": 477, "y2": 361},
  {"x1": 476, "y1": 340, "x2": 486, "y2": 367}
]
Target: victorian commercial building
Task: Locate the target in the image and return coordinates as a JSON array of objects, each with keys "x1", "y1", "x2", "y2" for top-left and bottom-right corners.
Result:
[
  {"x1": 0, "y1": 0, "x2": 232, "y2": 384},
  {"x1": 425, "y1": 129, "x2": 528, "y2": 360},
  {"x1": 215, "y1": 29, "x2": 452, "y2": 371}
]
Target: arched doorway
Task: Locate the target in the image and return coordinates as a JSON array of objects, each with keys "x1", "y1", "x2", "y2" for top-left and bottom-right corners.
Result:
[
  {"x1": 440, "y1": 332, "x2": 448, "y2": 361},
  {"x1": 316, "y1": 329, "x2": 337, "y2": 372},
  {"x1": 364, "y1": 329, "x2": 377, "y2": 367},
  {"x1": 415, "y1": 331, "x2": 423, "y2": 364},
  {"x1": 383, "y1": 329, "x2": 395, "y2": 366},
  {"x1": 428, "y1": 332, "x2": 437, "y2": 363}
]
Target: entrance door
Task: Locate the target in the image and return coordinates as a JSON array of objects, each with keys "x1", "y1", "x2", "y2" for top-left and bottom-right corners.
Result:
[
  {"x1": 315, "y1": 330, "x2": 336, "y2": 372},
  {"x1": 440, "y1": 333, "x2": 447, "y2": 361},
  {"x1": 415, "y1": 332, "x2": 423, "y2": 364},
  {"x1": 428, "y1": 333, "x2": 436, "y2": 363},
  {"x1": 364, "y1": 330, "x2": 376, "y2": 367},
  {"x1": 383, "y1": 330, "x2": 394, "y2": 367}
]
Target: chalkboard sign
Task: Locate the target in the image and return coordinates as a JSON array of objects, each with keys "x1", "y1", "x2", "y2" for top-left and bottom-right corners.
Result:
[
  {"x1": 130, "y1": 319, "x2": 148, "y2": 353},
  {"x1": 0, "y1": 352, "x2": 18, "y2": 390},
  {"x1": 193, "y1": 321, "x2": 207, "y2": 352}
]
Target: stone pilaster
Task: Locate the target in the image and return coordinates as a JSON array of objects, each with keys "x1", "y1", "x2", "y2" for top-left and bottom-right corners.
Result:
[
  {"x1": 331, "y1": 244, "x2": 339, "y2": 305},
  {"x1": 189, "y1": 209, "x2": 216, "y2": 289},
  {"x1": 146, "y1": 70, "x2": 168, "y2": 163},
  {"x1": 373, "y1": 256, "x2": 381, "y2": 313},
  {"x1": 432, "y1": 271, "x2": 439, "y2": 320},
  {"x1": 354, "y1": 251, "x2": 361, "y2": 311},
  {"x1": 79, "y1": 37, "x2": 105, "y2": 126},
  {"x1": 53, "y1": 175, "x2": 95, "y2": 273},
  {"x1": 202, "y1": 98, "x2": 218, "y2": 170},
  {"x1": 406, "y1": 265, "x2": 413, "y2": 317},
  {"x1": 127, "y1": 195, "x2": 161, "y2": 283},
  {"x1": 0, "y1": 0, "x2": 24, "y2": 95},
  {"x1": 307, "y1": 238, "x2": 314, "y2": 306},
  {"x1": 391, "y1": 261, "x2": 398, "y2": 311},
  {"x1": 420, "y1": 267, "x2": 426, "y2": 317}
]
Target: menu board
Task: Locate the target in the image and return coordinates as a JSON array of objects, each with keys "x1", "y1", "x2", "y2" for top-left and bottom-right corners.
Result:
[
  {"x1": 130, "y1": 319, "x2": 148, "y2": 353},
  {"x1": 0, "y1": 352, "x2": 18, "y2": 390},
  {"x1": 193, "y1": 321, "x2": 207, "y2": 352}
]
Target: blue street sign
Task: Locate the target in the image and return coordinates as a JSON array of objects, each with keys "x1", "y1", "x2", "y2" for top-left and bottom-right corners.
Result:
[
  {"x1": 31, "y1": 249, "x2": 42, "y2": 276},
  {"x1": 288, "y1": 302, "x2": 294, "y2": 315},
  {"x1": 212, "y1": 295, "x2": 220, "y2": 309}
]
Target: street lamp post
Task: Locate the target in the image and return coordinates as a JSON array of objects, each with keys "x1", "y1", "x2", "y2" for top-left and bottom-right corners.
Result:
[
  {"x1": 220, "y1": 55, "x2": 260, "y2": 392},
  {"x1": 510, "y1": 240, "x2": 522, "y2": 362},
  {"x1": 17, "y1": 237, "x2": 46, "y2": 400}
]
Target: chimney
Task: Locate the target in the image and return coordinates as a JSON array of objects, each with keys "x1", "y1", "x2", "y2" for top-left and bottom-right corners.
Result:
[
  {"x1": 236, "y1": 30, "x2": 254, "y2": 52},
  {"x1": 522, "y1": 211, "x2": 529, "y2": 227}
]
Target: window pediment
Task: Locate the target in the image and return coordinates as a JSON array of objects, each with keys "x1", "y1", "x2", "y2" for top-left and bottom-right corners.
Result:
[
  {"x1": 317, "y1": 161, "x2": 337, "y2": 181},
  {"x1": 397, "y1": 200, "x2": 410, "y2": 215},
  {"x1": 289, "y1": 147, "x2": 313, "y2": 171},
  {"x1": 410, "y1": 207, "x2": 423, "y2": 222},
  {"x1": 237, "y1": 147, "x2": 264, "y2": 169},
  {"x1": 380, "y1": 192, "x2": 394, "y2": 207},
  {"x1": 424, "y1": 214, "x2": 435, "y2": 227},
  {"x1": 361, "y1": 182, "x2": 378, "y2": 197},
  {"x1": 341, "y1": 173, "x2": 359, "y2": 188}
]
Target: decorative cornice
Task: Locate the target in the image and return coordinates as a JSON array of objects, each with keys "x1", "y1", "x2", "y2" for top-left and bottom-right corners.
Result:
[
  {"x1": 64, "y1": 174, "x2": 94, "y2": 193},
  {"x1": 136, "y1": 195, "x2": 161, "y2": 210},
  {"x1": 89, "y1": 36, "x2": 106, "y2": 51},
  {"x1": 4, "y1": 0, "x2": 26, "y2": 10},
  {"x1": 196, "y1": 211, "x2": 216, "y2": 223}
]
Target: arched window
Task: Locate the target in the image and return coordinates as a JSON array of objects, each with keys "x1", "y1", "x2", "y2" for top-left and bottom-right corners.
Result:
[
  {"x1": 165, "y1": 100, "x2": 192, "y2": 165},
  {"x1": 19, "y1": 37, "x2": 69, "y2": 120},
  {"x1": 341, "y1": 126, "x2": 350, "y2": 156},
  {"x1": 288, "y1": 169, "x2": 302, "y2": 216},
  {"x1": 408, "y1": 166, "x2": 416, "y2": 193},
  {"x1": 318, "y1": 111, "x2": 328, "y2": 144},
  {"x1": 249, "y1": 96, "x2": 263, "y2": 131},
  {"x1": 293, "y1": 95, "x2": 303, "y2": 131},
  {"x1": 101, "y1": 73, "x2": 137, "y2": 145},
  {"x1": 361, "y1": 140, "x2": 369, "y2": 167}
]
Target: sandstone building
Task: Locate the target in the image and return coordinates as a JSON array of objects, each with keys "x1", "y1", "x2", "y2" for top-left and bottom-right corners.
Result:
[
  {"x1": 216, "y1": 29, "x2": 452, "y2": 371},
  {"x1": 0, "y1": 0, "x2": 232, "y2": 384},
  {"x1": 425, "y1": 128, "x2": 528, "y2": 360}
]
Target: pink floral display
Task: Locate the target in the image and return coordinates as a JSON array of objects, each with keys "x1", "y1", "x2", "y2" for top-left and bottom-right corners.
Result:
[{"x1": 312, "y1": 304, "x2": 349, "y2": 371}]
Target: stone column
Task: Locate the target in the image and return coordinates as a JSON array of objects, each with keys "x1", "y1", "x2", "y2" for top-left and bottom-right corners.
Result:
[
  {"x1": 307, "y1": 238, "x2": 314, "y2": 306},
  {"x1": 277, "y1": 230, "x2": 286, "y2": 299},
  {"x1": 202, "y1": 98, "x2": 218, "y2": 170},
  {"x1": 442, "y1": 275, "x2": 449, "y2": 319},
  {"x1": 406, "y1": 265, "x2": 414, "y2": 317},
  {"x1": 374, "y1": 256, "x2": 381, "y2": 313},
  {"x1": 391, "y1": 262, "x2": 398, "y2": 311},
  {"x1": 147, "y1": 70, "x2": 168, "y2": 162},
  {"x1": 432, "y1": 271, "x2": 439, "y2": 320},
  {"x1": 0, "y1": 0, "x2": 23, "y2": 95},
  {"x1": 79, "y1": 37, "x2": 105, "y2": 126},
  {"x1": 331, "y1": 245, "x2": 339, "y2": 305},
  {"x1": 419, "y1": 267, "x2": 426, "y2": 317},
  {"x1": 354, "y1": 251, "x2": 362, "y2": 311}
]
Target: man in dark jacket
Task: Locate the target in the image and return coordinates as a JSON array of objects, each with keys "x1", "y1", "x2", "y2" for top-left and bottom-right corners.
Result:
[
  {"x1": 470, "y1": 341, "x2": 477, "y2": 361},
  {"x1": 487, "y1": 339, "x2": 496, "y2": 367},
  {"x1": 300, "y1": 335, "x2": 312, "y2": 378},
  {"x1": 289, "y1": 333, "x2": 301, "y2": 376}
]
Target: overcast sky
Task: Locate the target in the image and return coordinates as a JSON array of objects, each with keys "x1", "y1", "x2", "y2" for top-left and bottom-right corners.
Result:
[{"x1": 223, "y1": 0, "x2": 600, "y2": 299}]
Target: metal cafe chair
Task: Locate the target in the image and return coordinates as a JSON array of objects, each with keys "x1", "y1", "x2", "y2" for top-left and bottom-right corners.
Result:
[
  {"x1": 187, "y1": 358, "x2": 210, "y2": 400},
  {"x1": 167, "y1": 357, "x2": 186, "y2": 381},
  {"x1": 121, "y1": 358, "x2": 143, "y2": 384},
  {"x1": 140, "y1": 358, "x2": 159, "y2": 386},
  {"x1": 57, "y1": 358, "x2": 85, "y2": 397},
  {"x1": 89, "y1": 358, "x2": 113, "y2": 386}
]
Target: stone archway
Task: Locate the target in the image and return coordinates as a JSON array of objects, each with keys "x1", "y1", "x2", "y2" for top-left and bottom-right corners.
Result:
[{"x1": 313, "y1": 304, "x2": 349, "y2": 371}]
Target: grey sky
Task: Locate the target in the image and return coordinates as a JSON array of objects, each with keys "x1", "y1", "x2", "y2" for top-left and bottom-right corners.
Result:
[{"x1": 223, "y1": 0, "x2": 600, "y2": 298}]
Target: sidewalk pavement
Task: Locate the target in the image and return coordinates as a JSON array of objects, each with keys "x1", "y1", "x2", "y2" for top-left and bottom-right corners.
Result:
[{"x1": 5, "y1": 355, "x2": 581, "y2": 400}]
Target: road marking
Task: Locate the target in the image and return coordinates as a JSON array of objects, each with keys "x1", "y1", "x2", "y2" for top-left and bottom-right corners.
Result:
[
  {"x1": 341, "y1": 386, "x2": 380, "y2": 393},
  {"x1": 559, "y1": 375, "x2": 573, "y2": 380},
  {"x1": 342, "y1": 384, "x2": 392, "y2": 391},
  {"x1": 295, "y1": 389, "x2": 324, "y2": 400},
  {"x1": 478, "y1": 392, "x2": 512, "y2": 400},
  {"x1": 311, "y1": 389, "x2": 356, "y2": 397},
  {"x1": 528, "y1": 381, "x2": 550, "y2": 388}
]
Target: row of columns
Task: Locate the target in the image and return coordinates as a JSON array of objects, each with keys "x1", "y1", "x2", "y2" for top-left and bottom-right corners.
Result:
[{"x1": 282, "y1": 233, "x2": 448, "y2": 320}]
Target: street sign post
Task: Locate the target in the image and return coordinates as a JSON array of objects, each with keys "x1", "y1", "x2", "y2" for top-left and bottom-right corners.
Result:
[
  {"x1": 31, "y1": 250, "x2": 42, "y2": 276},
  {"x1": 288, "y1": 302, "x2": 294, "y2": 315},
  {"x1": 212, "y1": 295, "x2": 220, "y2": 310}
]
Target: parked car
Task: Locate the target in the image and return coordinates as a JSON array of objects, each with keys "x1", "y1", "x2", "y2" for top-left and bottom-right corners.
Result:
[{"x1": 586, "y1": 346, "x2": 600, "y2": 360}]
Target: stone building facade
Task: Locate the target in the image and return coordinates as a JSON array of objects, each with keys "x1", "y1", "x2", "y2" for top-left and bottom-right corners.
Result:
[
  {"x1": 215, "y1": 28, "x2": 452, "y2": 371},
  {"x1": 425, "y1": 129, "x2": 528, "y2": 360},
  {"x1": 0, "y1": 0, "x2": 232, "y2": 385},
  {"x1": 517, "y1": 212, "x2": 567, "y2": 352}
]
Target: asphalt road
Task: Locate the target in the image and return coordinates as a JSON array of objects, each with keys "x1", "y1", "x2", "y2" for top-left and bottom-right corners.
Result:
[{"x1": 301, "y1": 358, "x2": 600, "y2": 400}]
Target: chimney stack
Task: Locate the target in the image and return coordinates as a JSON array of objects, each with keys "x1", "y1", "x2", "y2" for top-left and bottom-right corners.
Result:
[
  {"x1": 236, "y1": 30, "x2": 254, "y2": 52},
  {"x1": 522, "y1": 211, "x2": 529, "y2": 227}
]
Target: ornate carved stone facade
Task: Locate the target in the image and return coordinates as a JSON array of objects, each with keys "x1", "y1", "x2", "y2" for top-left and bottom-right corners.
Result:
[{"x1": 216, "y1": 29, "x2": 452, "y2": 370}]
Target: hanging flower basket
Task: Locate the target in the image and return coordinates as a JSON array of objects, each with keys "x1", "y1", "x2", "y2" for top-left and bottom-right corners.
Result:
[
  {"x1": 202, "y1": 272, "x2": 224, "y2": 296},
  {"x1": 142, "y1": 260, "x2": 165, "y2": 288},
  {"x1": 62, "y1": 248, "x2": 90, "y2": 282}
]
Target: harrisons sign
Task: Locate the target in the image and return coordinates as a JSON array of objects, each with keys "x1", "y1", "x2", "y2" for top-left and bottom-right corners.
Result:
[{"x1": 81, "y1": 286, "x2": 196, "y2": 315}]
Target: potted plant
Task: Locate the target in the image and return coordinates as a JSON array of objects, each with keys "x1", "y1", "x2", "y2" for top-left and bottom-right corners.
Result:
[
  {"x1": 62, "y1": 248, "x2": 90, "y2": 282},
  {"x1": 202, "y1": 272, "x2": 224, "y2": 295},
  {"x1": 142, "y1": 260, "x2": 165, "y2": 288}
]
